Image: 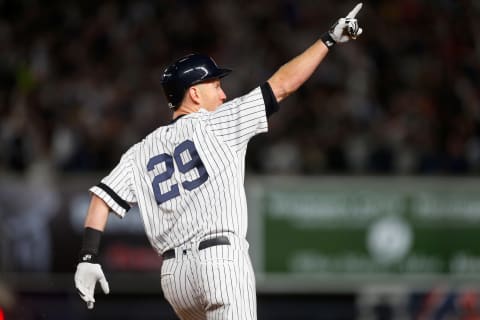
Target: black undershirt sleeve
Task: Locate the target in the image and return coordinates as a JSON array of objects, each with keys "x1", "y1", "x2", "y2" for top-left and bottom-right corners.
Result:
[{"x1": 260, "y1": 82, "x2": 280, "y2": 118}]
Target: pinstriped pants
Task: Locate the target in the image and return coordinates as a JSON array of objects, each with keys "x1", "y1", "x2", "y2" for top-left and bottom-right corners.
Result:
[{"x1": 160, "y1": 235, "x2": 257, "y2": 320}]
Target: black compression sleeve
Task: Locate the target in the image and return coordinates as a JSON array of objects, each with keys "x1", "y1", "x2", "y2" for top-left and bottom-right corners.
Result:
[
  {"x1": 79, "y1": 227, "x2": 103, "y2": 262},
  {"x1": 260, "y1": 82, "x2": 280, "y2": 118}
]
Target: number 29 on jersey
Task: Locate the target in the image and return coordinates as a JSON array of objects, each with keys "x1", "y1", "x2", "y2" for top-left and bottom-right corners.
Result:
[{"x1": 146, "y1": 140, "x2": 209, "y2": 205}]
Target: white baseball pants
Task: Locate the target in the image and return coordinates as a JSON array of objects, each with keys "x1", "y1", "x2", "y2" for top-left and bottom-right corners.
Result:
[{"x1": 160, "y1": 234, "x2": 257, "y2": 319}]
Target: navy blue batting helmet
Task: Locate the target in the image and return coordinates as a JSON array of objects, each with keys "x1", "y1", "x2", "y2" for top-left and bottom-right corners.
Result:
[{"x1": 161, "y1": 53, "x2": 232, "y2": 109}]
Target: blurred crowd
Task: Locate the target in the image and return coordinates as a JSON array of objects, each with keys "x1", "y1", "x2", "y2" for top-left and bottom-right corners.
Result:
[{"x1": 0, "y1": 0, "x2": 479, "y2": 176}]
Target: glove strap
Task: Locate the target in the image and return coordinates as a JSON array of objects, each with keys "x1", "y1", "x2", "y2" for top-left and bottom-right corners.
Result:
[
  {"x1": 320, "y1": 32, "x2": 336, "y2": 49},
  {"x1": 79, "y1": 253, "x2": 98, "y2": 263},
  {"x1": 78, "y1": 227, "x2": 103, "y2": 263}
]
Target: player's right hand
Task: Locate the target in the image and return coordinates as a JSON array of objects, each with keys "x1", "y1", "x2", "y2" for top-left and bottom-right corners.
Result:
[
  {"x1": 74, "y1": 262, "x2": 110, "y2": 309},
  {"x1": 328, "y1": 3, "x2": 363, "y2": 43}
]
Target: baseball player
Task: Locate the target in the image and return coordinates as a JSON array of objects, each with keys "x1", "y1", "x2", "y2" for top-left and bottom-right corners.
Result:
[{"x1": 74, "y1": 3, "x2": 363, "y2": 319}]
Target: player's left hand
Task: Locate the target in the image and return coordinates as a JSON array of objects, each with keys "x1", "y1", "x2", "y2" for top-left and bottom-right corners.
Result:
[
  {"x1": 75, "y1": 262, "x2": 110, "y2": 309},
  {"x1": 328, "y1": 3, "x2": 363, "y2": 43}
]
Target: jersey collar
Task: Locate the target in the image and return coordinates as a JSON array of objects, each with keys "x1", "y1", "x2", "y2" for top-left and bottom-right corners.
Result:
[{"x1": 169, "y1": 114, "x2": 187, "y2": 124}]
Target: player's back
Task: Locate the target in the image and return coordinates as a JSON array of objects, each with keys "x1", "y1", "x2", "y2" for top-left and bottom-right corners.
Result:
[
  {"x1": 139, "y1": 86, "x2": 270, "y2": 253},
  {"x1": 99, "y1": 86, "x2": 269, "y2": 253},
  {"x1": 132, "y1": 110, "x2": 246, "y2": 250}
]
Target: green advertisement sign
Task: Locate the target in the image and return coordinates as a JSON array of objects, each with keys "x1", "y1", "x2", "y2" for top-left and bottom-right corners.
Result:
[{"x1": 247, "y1": 178, "x2": 480, "y2": 283}]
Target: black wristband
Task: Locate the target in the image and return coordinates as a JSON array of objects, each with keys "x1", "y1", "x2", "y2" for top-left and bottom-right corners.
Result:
[
  {"x1": 320, "y1": 32, "x2": 336, "y2": 49},
  {"x1": 78, "y1": 227, "x2": 103, "y2": 263}
]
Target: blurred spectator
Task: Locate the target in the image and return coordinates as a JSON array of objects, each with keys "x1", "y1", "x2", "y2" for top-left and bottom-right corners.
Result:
[
  {"x1": 0, "y1": 161, "x2": 60, "y2": 272},
  {"x1": 0, "y1": 0, "x2": 479, "y2": 175},
  {"x1": 0, "y1": 161, "x2": 59, "y2": 271}
]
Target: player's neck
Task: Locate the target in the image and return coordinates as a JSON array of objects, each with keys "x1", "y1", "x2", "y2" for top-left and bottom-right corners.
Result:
[{"x1": 172, "y1": 103, "x2": 200, "y2": 119}]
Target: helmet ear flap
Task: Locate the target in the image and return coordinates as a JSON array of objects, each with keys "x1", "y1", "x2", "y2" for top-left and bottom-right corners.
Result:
[
  {"x1": 161, "y1": 54, "x2": 232, "y2": 109},
  {"x1": 161, "y1": 65, "x2": 184, "y2": 109}
]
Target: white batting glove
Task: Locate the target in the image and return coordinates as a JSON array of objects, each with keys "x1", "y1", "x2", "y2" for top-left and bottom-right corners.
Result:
[
  {"x1": 75, "y1": 262, "x2": 110, "y2": 309},
  {"x1": 321, "y1": 3, "x2": 363, "y2": 48}
]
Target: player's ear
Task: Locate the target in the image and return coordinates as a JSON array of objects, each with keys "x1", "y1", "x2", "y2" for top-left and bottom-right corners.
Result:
[{"x1": 187, "y1": 85, "x2": 202, "y2": 105}]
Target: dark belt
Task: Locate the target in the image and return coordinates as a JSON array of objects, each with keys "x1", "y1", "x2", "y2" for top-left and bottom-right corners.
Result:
[{"x1": 162, "y1": 236, "x2": 230, "y2": 260}]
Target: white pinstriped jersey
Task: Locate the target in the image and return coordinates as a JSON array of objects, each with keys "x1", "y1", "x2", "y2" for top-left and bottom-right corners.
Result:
[{"x1": 90, "y1": 85, "x2": 275, "y2": 254}]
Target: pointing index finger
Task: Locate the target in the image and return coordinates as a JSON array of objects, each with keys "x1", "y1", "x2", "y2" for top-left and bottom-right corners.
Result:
[{"x1": 346, "y1": 3, "x2": 363, "y2": 19}]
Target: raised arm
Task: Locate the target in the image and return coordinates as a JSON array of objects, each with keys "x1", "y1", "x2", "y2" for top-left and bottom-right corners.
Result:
[
  {"x1": 268, "y1": 40, "x2": 329, "y2": 103},
  {"x1": 268, "y1": 3, "x2": 363, "y2": 103}
]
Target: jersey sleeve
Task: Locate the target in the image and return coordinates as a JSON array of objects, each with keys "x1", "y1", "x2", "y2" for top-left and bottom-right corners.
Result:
[
  {"x1": 207, "y1": 83, "x2": 278, "y2": 152},
  {"x1": 89, "y1": 147, "x2": 137, "y2": 218}
]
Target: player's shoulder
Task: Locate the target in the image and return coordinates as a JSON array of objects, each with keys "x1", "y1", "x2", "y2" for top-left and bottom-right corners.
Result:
[
  {"x1": 217, "y1": 86, "x2": 262, "y2": 110},
  {"x1": 130, "y1": 112, "x2": 210, "y2": 153},
  {"x1": 136, "y1": 114, "x2": 203, "y2": 143},
  {"x1": 141, "y1": 125, "x2": 170, "y2": 144},
  {"x1": 236, "y1": 86, "x2": 263, "y2": 104},
  {"x1": 172, "y1": 110, "x2": 210, "y2": 124},
  {"x1": 123, "y1": 125, "x2": 166, "y2": 154}
]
